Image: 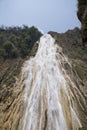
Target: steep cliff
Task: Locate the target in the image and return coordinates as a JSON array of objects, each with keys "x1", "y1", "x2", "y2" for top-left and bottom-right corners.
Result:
[
  {"x1": 0, "y1": 42, "x2": 38, "y2": 130},
  {"x1": 77, "y1": 0, "x2": 87, "y2": 47},
  {"x1": 0, "y1": 28, "x2": 87, "y2": 130},
  {"x1": 49, "y1": 28, "x2": 87, "y2": 129}
]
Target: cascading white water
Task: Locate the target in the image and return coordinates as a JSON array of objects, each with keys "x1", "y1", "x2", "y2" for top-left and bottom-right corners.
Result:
[{"x1": 22, "y1": 34, "x2": 82, "y2": 130}]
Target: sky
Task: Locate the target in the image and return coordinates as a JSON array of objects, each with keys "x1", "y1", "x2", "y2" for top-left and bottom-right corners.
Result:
[{"x1": 0, "y1": 0, "x2": 81, "y2": 33}]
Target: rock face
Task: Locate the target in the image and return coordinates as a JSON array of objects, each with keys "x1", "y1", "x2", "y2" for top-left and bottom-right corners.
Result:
[
  {"x1": 77, "y1": 0, "x2": 87, "y2": 47},
  {"x1": 0, "y1": 29, "x2": 87, "y2": 130},
  {"x1": 49, "y1": 28, "x2": 87, "y2": 129},
  {"x1": 0, "y1": 58, "x2": 24, "y2": 130},
  {"x1": 0, "y1": 42, "x2": 38, "y2": 130}
]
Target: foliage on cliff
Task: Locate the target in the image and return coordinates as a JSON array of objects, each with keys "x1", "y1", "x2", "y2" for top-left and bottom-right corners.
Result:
[
  {"x1": 77, "y1": 0, "x2": 87, "y2": 47},
  {"x1": 78, "y1": 0, "x2": 87, "y2": 6},
  {"x1": 0, "y1": 26, "x2": 42, "y2": 59}
]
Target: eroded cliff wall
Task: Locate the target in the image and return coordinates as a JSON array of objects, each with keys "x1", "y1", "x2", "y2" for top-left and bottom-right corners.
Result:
[{"x1": 77, "y1": 0, "x2": 87, "y2": 47}]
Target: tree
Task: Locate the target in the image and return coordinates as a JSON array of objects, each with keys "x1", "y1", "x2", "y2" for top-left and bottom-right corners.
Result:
[
  {"x1": 3, "y1": 41, "x2": 18, "y2": 58},
  {"x1": 0, "y1": 25, "x2": 42, "y2": 59},
  {"x1": 0, "y1": 48, "x2": 7, "y2": 58}
]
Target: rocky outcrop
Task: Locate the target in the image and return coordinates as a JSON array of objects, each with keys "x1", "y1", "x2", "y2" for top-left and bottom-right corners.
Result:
[
  {"x1": 0, "y1": 42, "x2": 38, "y2": 130},
  {"x1": 0, "y1": 58, "x2": 24, "y2": 130},
  {"x1": 0, "y1": 28, "x2": 87, "y2": 129},
  {"x1": 49, "y1": 28, "x2": 87, "y2": 129},
  {"x1": 77, "y1": 0, "x2": 87, "y2": 47}
]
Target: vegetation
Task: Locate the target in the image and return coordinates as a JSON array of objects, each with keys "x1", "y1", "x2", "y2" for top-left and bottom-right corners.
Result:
[
  {"x1": 77, "y1": 0, "x2": 87, "y2": 47},
  {"x1": 0, "y1": 25, "x2": 42, "y2": 59},
  {"x1": 78, "y1": 0, "x2": 87, "y2": 6}
]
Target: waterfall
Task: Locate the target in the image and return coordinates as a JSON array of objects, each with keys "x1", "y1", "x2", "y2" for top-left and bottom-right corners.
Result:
[{"x1": 22, "y1": 34, "x2": 82, "y2": 130}]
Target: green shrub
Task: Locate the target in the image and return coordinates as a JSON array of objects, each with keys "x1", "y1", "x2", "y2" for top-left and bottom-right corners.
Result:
[{"x1": 3, "y1": 41, "x2": 14, "y2": 51}]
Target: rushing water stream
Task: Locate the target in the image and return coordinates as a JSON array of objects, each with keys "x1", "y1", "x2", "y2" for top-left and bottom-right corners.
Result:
[{"x1": 22, "y1": 34, "x2": 82, "y2": 130}]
